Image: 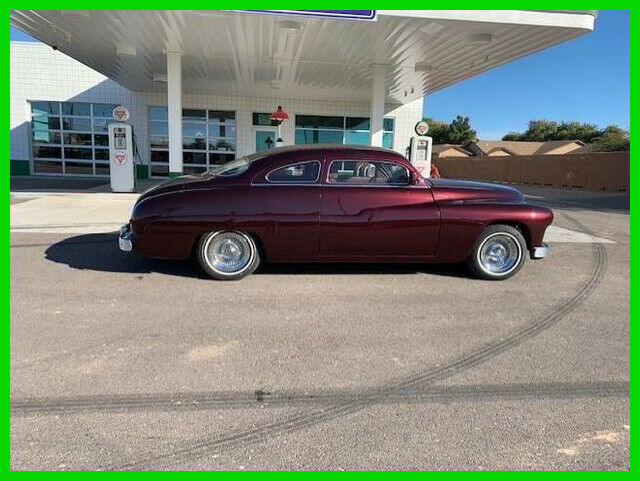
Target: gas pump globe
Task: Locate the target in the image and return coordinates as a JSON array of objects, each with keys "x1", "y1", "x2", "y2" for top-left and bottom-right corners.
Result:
[{"x1": 270, "y1": 106, "x2": 289, "y2": 147}]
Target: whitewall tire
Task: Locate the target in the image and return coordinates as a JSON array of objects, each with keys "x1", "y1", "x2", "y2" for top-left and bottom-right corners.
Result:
[
  {"x1": 197, "y1": 231, "x2": 260, "y2": 280},
  {"x1": 467, "y1": 224, "x2": 527, "y2": 280}
]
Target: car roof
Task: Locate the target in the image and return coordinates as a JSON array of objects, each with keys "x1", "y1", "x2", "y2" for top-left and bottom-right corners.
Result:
[
  {"x1": 237, "y1": 145, "x2": 413, "y2": 183},
  {"x1": 246, "y1": 145, "x2": 408, "y2": 169},
  {"x1": 260, "y1": 144, "x2": 403, "y2": 156}
]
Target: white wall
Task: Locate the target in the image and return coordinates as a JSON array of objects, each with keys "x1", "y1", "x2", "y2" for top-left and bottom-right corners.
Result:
[{"x1": 10, "y1": 42, "x2": 423, "y2": 168}]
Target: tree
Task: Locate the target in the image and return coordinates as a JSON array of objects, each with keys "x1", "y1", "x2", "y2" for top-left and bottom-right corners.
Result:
[
  {"x1": 502, "y1": 132, "x2": 523, "y2": 141},
  {"x1": 423, "y1": 117, "x2": 450, "y2": 144},
  {"x1": 554, "y1": 121, "x2": 600, "y2": 143},
  {"x1": 501, "y1": 119, "x2": 628, "y2": 149},
  {"x1": 521, "y1": 119, "x2": 559, "y2": 141},
  {"x1": 448, "y1": 115, "x2": 477, "y2": 144},
  {"x1": 594, "y1": 125, "x2": 630, "y2": 152},
  {"x1": 423, "y1": 115, "x2": 477, "y2": 144}
]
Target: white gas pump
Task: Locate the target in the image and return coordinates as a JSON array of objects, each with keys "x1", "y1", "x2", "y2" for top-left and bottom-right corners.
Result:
[
  {"x1": 409, "y1": 136, "x2": 433, "y2": 177},
  {"x1": 108, "y1": 121, "x2": 135, "y2": 192},
  {"x1": 409, "y1": 120, "x2": 433, "y2": 177}
]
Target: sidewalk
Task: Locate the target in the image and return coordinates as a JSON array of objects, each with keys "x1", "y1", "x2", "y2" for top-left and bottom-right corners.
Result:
[
  {"x1": 10, "y1": 193, "x2": 138, "y2": 234},
  {"x1": 8, "y1": 176, "x2": 166, "y2": 234},
  {"x1": 10, "y1": 176, "x2": 162, "y2": 194},
  {"x1": 9, "y1": 177, "x2": 166, "y2": 233}
]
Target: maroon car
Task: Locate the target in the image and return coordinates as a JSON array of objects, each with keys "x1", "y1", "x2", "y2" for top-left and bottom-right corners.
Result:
[{"x1": 119, "y1": 145, "x2": 552, "y2": 280}]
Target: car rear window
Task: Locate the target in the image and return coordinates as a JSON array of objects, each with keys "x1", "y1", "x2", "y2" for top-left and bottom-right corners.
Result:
[{"x1": 327, "y1": 160, "x2": 409, "y2": 186}]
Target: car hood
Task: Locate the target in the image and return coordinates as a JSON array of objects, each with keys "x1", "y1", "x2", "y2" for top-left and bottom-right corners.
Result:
[
  {"x1": 428, "y1": 178, "x2": 526, "y2": 204},
  {"x1": 137, "y1": 175, "x2": 206, "y2": 200}
]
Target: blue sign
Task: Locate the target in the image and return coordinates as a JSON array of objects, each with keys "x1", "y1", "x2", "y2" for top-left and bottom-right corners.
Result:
[{"x1": 242, "y1": 10, "x2": 377, "y2": 21}]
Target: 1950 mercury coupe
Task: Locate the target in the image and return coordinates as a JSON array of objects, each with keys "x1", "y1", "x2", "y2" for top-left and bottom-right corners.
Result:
[{"x1": 119, "y1": 145, "x2": 552, "y2": 280}]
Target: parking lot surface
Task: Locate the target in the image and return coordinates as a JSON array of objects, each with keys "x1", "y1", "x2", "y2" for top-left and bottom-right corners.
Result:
[{"x1": 10, "y1": 186, "x2": 629, "y2": 470}]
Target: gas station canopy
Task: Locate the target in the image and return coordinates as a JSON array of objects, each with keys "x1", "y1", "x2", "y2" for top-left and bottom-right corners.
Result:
[{"x1": 10, "y1": 10, "x2": 595, "y2": 104}]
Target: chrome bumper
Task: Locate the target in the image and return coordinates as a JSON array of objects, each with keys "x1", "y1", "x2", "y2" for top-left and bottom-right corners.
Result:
[
  {"x1": 118, "y1": 224, "x2": 133, "y2": 252},
  {"x1": 530, "y1": 243, "x2": 549, "y2": 259}
]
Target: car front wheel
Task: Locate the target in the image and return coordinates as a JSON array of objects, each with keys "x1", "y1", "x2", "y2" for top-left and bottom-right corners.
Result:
[
  {"x1": 468, "y1": 224, "x2": 527, "y2": 280},
  {"x1": 197, "y1": 231, "x2": 260, "y2": 280}
]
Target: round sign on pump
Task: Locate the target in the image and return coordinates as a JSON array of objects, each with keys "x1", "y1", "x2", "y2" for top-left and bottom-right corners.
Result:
[
  {"x1": 415, "y1": 120, "x2": 429, "y2": 136},
  {"x1": 112, "y1": 105, "x2": 130, "y2": 122},
  {"x1": 114, "y1": 152, "x2": 128, "y2": 165}
]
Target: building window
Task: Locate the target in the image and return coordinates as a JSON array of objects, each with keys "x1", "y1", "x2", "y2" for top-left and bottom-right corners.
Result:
[
  {"x1": 344, "y1": 117, "x2": 371, "y2": 145},
  {"x1": 295, "y1": 115, "x2": 344, "y2": 145},
  {"x1": 252, "y1": 112, "x2": 279, "y2": 127},
  {"x1": 30, "y1": 101, "x2": 116, "y2": 175},
  {"x1": 383, "y1": 118, "x2": 395, "y2": 149},
  {"x1": 149, "y1": 107, "x2": 236, "y2": 178},
  {"x1": 294, "y1": 115, "x2": 395, "y2": 148}
]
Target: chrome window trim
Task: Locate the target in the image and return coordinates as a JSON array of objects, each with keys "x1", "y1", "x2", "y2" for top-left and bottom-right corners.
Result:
[
  {"x1": 263, "y1": 160, "x2": 321, "y2": 185},
  {"x1": 252, "y1": 183, "x2": 323, "y2": 188},
  {"x1": 326, "y1": 159, "x2": 411, "y2": 187},
  {"x1": 321, "y1": 183, "x2": 429, "y2": 189}
]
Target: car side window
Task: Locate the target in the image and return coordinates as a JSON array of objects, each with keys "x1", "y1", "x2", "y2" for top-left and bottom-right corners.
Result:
[
  {"x1": 266, "y1": 161, "x2": 321, "y2": 184},
  {"x1": 327, "y1": 160, "x2": 410, "y2": 186}
]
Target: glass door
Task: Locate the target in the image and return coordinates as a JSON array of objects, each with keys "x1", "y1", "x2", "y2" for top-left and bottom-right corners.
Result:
[{"x1": 253, "y1": 126, "x2": 277, "y2": 153}]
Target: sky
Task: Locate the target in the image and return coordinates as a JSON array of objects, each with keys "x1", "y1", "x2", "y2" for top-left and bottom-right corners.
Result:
[
  {"x1": 10, "y1": 11, "x2": 630, "y2": 140},
  {"x1": 9, "y1": 27, "x2": 36, "y2": 42},
  {"x1": 423, "y1": 10, "x2": 630, "y2": 139}
]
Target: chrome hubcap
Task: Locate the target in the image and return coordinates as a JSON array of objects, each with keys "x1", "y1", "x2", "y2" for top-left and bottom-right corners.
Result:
[
  {"x1": 479, "y1": 233, "x2": 520, "y2": 274},
  {"x1": 206, "y1": 232, "x2": 253, "y2": 274}
]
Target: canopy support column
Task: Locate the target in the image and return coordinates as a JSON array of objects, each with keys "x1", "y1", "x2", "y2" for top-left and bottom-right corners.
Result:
[
  {"x1": 167, "y1": 50, "x2": 183, "y2": 178},
  {"x1": 370, "y1": 63, "x2": 386, "y2": 147}
]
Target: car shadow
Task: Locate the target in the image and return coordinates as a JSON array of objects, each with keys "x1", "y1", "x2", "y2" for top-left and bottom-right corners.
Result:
[
  {"x1": 44, "y1": 233, "x2": 208, "y2": 279},
  {"x1": 44, "y1": 233, "x2": 474, "y2": 280},
  {"x1": 255, "y1": 261, "x2": 471, "y2": 278}
]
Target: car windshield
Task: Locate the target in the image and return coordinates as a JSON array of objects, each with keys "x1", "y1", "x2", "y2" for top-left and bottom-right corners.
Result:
[{"x1": 201, "y1": 151, "x2": 266, "y2": 178}]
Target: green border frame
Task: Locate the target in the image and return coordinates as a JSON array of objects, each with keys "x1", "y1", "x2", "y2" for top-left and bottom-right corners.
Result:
[{"x1": 6, "y1": 5, "x2": 632, "y2": 473}]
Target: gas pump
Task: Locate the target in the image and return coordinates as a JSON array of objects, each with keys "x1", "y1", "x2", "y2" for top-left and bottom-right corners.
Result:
[
  {"x1": 409, "y1": 136, "x2": 433, "y2": 177},
  {"x1": 408, "y1": 120, "x2": 433, "y2": 178},
  {"x1": 108, "y1": 106, "x2": 135, "y2": 192}
]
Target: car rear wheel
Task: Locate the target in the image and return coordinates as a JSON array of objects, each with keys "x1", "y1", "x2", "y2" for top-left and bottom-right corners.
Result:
[
  {"x1": 468, "y1": 225, "x2": 526, "y2": 280},
  {"x1": 197, "y1": 231, "x2": 260, "y2": 280}
]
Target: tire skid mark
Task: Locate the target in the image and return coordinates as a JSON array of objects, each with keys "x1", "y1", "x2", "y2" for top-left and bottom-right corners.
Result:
[
  {"x1": 11, "y1": 381, "x2": 628, "y2": 416},
  {"x1": 110, "y1": 212, "x2": 607, "y2": 470}
]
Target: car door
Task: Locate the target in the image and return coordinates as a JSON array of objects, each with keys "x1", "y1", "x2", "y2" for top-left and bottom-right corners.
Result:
[
  {"x1": 251, "y1": 158, "x2": 322, "y2": 261},
  {"x1": 319, "y1": 158, "x2": 439, "y2": 260}
]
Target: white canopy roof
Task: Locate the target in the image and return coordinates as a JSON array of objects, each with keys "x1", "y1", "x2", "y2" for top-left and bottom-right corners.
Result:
[{"x1": 10, "y1": 10, "x2": 595, "y2": 104}]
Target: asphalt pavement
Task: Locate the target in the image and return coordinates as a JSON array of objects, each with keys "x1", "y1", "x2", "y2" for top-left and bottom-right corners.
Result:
[{"x1": 10, "y1": 185, "x2": 630, "y2": 470}]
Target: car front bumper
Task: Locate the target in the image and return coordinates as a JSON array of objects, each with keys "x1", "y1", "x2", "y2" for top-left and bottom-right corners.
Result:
[
  {"x1": 119, "y1": 224, "x2": 133, "y2": 252},
  {"x1": 530, "y1": 243, "x2": 549, "y2": 259}
]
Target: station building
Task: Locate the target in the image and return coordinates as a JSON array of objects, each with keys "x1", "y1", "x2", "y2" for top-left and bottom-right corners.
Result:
[{"x1": 9, "y1": 10, "x2": 596, "y2": 180}]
